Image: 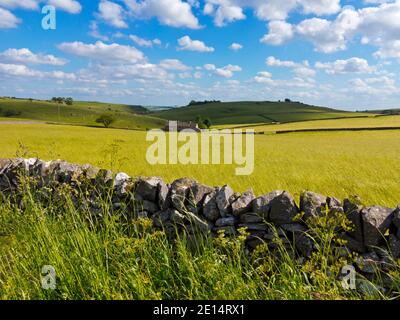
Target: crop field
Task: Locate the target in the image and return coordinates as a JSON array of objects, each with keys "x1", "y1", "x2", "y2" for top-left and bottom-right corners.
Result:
[
  {"x1": 1, "y1": 122, "x2": 399, "y2": 207},
  {"x1": 221, "y1": 115, "x2": 400, "y2": 133}
]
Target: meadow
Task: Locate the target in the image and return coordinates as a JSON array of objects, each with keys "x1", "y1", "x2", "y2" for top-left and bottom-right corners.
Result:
[
  {"x1": 0, "y1": 98, "x2": 165, "y2": 130},
  {"x1": 0, "y1": 122, "x2": 399, "y2": 207}
]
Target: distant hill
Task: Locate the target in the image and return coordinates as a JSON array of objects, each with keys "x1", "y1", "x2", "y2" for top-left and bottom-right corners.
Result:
[
  {"x1": 0, "y1": 97, "x2": 165, "y2": 130},
  {"x1": 152, "y1": 101, "x2": 372, "y2": 125}
]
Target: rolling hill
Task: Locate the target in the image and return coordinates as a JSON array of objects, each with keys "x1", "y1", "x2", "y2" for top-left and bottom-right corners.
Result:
[
  {"x1": 152, "y1": 101, "x2": 372, "y2": 125},
  {"x1": 0, "y1": 97, "x2": 166, "y2": 130}
]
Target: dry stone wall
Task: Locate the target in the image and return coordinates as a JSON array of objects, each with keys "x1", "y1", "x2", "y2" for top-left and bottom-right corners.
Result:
[{"x1": 1, "y1": 158, "x2": 400, "y2": 289}]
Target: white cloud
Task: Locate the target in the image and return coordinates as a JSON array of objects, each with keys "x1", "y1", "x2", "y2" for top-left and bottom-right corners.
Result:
[
  {"x1": 316, "y1": 57, "x2": 375, "y2": 74},
  {"x1": 159, "y1": 59, "x2": 191, "y2": 71},
  {"x1": 0, "y1": 7, "x2": 20, "y2": 28},
  {"x1": 0, "y1": 48, "x2": 67, "y2": 65},
  {"x1": 260, "y1": 20, "x2": 294, "y2": 45},
  {"x1": 203, "y1": 63, "x2": 241, "y2": 78},
  {"x1": 47, "y1": 0, "x2": 82, "y2": 14},
  {"x1": 204, "y1": 0, "x2": 341, "y2": 26},
  {"x1": 0, "y1": 62, "x2": 76, "y2": 80},
  {"x1": 88, "y1": 21, "x2": 109, "y2": 41},
  {"x1": 177, "y1": 36, "x2": 214, "y2": 52},
  {"x1": 97, "y1": 0, "x2": 127, "y2": 28},
  {"x1": 229, "y1": 43, "x2": 243, "y2": 51},
  {"x1": 266, "y1": 56, "x2": 316, "y2": 78},
  {"x1": 0, "y1": 0, "x2": 39, "y2": 10},
  {"x1": 129, "y1": 35, "x2": 161, "y2": 47},
  {"x1": 58, "y1": 41, "x2": 145, "y2": 63},
  {"x1": 123, "y1": 0, "x2": 200, "y2": 29}
]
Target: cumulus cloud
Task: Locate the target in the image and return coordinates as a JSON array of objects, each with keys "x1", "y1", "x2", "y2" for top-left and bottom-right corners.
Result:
[
  {"x1": 58, "y1": 41, "x2": 145, "y2": 63},
  {"x1": 177, "y1": 36, "x2": 215, "y2": 52},
  {"x1": 0, "y1": 0, "x2": 39, "y2": 10},
  {"x1": 0, "y1": 48, "x2": 67, "y2": 65},
  {"x1": 47, "y1": 0, "x2": 82, "y2": 14},
  {"x1": 229, "y1": 43, "x2": 243, "y2": 51},
  {"x1": 266, "y1": 56, "x2": 316, "y2": 78},
  {"x1": 159, "y1": 59, "x2": 191, "y2": 71},
  {"x1": 0, "y1": 62, "x2": 76, "y2": 79},
  {"x1": 129, "y1": 35, "x2": 161, "y2": 47},
  {"x1": 315, "y1": 57, "x2": 375, "y2": 74},
  {"x1": 260, "y1": 20, "x2": 294, "y2": 45},
  {"x1": 203, "y1": 63, "x2": 241, "y2": 78},
  {"x1": 204, "y1": 0, "x2": 341, "y2": 26},
  {"x1": 0, "y1": 7, "x2": 20, "y2": 28},
  {"x1": 97, "y1": 0, "x2": 127, "y2": 28},
  {"x1": 123, "y1": 0, "x2": 200, "y2": 29}
]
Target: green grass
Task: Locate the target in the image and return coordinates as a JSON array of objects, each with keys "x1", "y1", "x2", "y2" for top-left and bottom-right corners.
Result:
[
  {"x1": 0, "y1": 180, "x2": 393, "y2": 300},
  {"x1": 0, "y1": 98, "x2": 165, "y2": 130},
  {"x1": 0, "y1": 123, "x2": 399, "y2": 207},
  {"x1": 152, "y1": 101, "x2": 372, "y2": 125}
]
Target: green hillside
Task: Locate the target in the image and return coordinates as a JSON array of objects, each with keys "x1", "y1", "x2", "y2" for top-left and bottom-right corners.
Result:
[
  {"x1": 0, "y1": 97, "x2": 165, "y2": 130},
  {"x1": 152, "y1": 101, "x2": 371, "y2": 125}
]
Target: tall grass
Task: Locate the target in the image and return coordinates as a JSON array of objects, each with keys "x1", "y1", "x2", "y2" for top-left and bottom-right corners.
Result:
[{"x1": 0, "y1": 180, "x2": 394, "y2": 300}]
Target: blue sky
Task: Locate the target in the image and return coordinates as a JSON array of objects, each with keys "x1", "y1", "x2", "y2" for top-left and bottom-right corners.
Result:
[{"x1": 1, "y1": 0, "x2": 400, "y2": 110}]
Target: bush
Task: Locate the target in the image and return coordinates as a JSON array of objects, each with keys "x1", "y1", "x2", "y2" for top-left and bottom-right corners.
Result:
[
  {"x1": 96, "y1": 114, "x2": 116, "y2": 128},
  {"x1": 2, "y1": 109, "x2": 22, "y2": 117}
]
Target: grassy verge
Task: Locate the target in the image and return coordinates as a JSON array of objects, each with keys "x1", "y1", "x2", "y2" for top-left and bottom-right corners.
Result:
[{"x1": 0, "y1": 180, "x2": 397, "y2": 300}]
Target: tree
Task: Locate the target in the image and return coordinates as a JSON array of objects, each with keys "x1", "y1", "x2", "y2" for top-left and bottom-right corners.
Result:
[
  {"x1": 203, "y1": 118, "x2": 212, "y2": 129},
  {"x1": 65, "y1": 97, "x2": 73, "y2": 105},
  {"x1": 96, "y1": 114, "x2": 115, "y2": 128}
]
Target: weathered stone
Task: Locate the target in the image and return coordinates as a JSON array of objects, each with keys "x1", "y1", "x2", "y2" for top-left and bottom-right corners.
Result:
[
  {"x1": 300, "y1": 191, "x2": 327, "y2": 219},
  {"x1": 141, "y1": 200, "x2": 159, "y2": 214},
  {"x1": 185, "y1": 211, "x2": 209, "y2": 233},
  {"x1": 215, "y1": 216, "x2": 237, "y2": 227},
  {"x1": 136, "y1": 177, "x2": 163, "y2": 202},
  {"x1": 81, "y1": 164, "x2": 100, "y2": 180},
  {"x1": 356, "y1": 252, "x2": 382, "y2": 274},
  {"x1": 158, "y1": 181, "x2": 170, "y2": 210},
  {"x1": 231, "y1": 190, "x2": 255, "y2": 216},
  {"x1": 239, "y1": 223, "x2": 269, "y2": 232},
  {"x1": 343, "y1": 198, "x2": 364, "y2": 243},
  {"x1": 280, "y1": 223, "x2": 307, "y2": 233},
  {"x1": 170, "y1": 210, "x2": 186, "y2": 224},
  {"x1": 327, "y1": 196, "x2": 342, "y2": 208},
  {"x1": 252, "y1": 190, "x2": 283, "y2": 218},
  {"x1": 388, "y1": 234, "x2": 400, "y2": 259},
  {"x1": 137, "y1": 211, "x2": 148, "y2": 219},
  {"x1": 294, "y1": 233, "x2": 314, "y2": 257},
  {"x1": 240, "y1": 212, "x2": 264, "y2": 224},
  {"x1": 269, "y1": 191, "x2": 299, "y2": 224},
  {"x1": 393, "y1": 207, "x2": 400, "y2": 230},
  {"x1": 152, "y1": 209, "x2": 172, "y2": 227},
  {"x1": 339, "y1": 233, "x2": 366, "y2": 253},
  {"x1": 169, "y1": 178, "x2": 197, "y2": 212},
  {"x1": 203, "y1": 191, "x2": 220, "y2": 222},
  {"x1": 361, "y1": 206, "x2": 394, "y2": 247},
  {"x1": 214, "y1": 226, "x2": 237, "y2": 236},
  {"x1": 114, "y1": 172, "x2": 131, "y2": 196},
  {"x1": 187, "y1": 183, "x2": 214, "y2": 214},
  {"x1": 57, "y1": 161, "x2": 83, "y2": 183},
  {"x1": 216, "y1": 185, "x2": 234, "y2": 217}
]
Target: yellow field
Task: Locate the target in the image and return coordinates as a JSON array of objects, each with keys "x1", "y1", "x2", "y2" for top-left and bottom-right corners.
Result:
[
  {"x1": 217, "y1": 115, "x2": 400, "y2": 132},
  {"x1": 0, "y1": 123, "x2": 399, "y2": 207}
]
